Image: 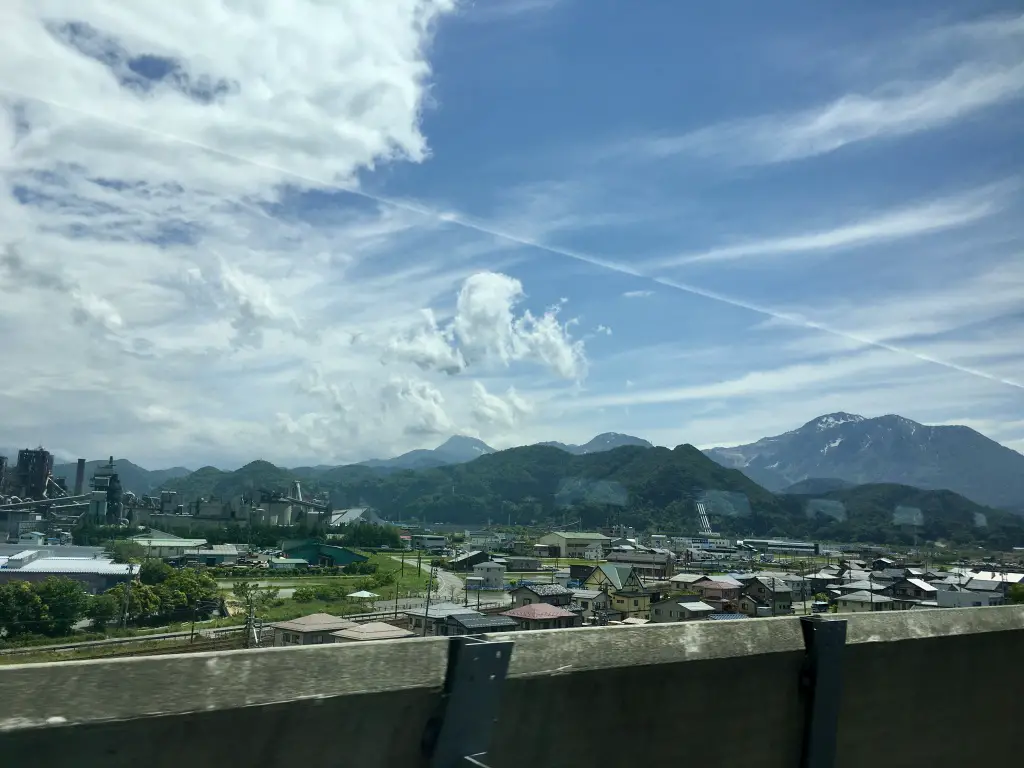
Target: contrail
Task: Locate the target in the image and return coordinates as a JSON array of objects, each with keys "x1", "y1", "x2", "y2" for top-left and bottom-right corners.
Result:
[{"x1": 4, "y1": 85, "x2": 1022, "y2": 391}]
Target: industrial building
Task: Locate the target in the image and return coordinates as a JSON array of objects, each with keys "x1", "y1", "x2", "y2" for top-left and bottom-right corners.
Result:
[{"x1": 0, "y1": 549, "x2": 132, "y2": 593}]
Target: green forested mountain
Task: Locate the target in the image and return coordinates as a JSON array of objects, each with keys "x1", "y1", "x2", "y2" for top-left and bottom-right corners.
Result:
[{"x1": 157, "y1": 444, "x2": 1024, "y2": 548}]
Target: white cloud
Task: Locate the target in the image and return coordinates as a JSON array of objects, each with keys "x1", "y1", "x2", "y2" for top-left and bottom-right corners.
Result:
[
  {"x1": 622, "y1": 290, "x2": 652, "y2": 298},
  {"x1": 595, "y1": 325, "x2": 612, "y2": 336},
  {"x1": 471, "y1": 381, "x2": 531, "y2": 428},
  {"x1": 628, "y1": 15, "x2": 1024, "y2": 165},
  {"x1": 651, "y1": 186, "x2": 1005, "y2": 267},
  {"x1": 387, "y1": 271, "x2": 588, "y2": 380}
]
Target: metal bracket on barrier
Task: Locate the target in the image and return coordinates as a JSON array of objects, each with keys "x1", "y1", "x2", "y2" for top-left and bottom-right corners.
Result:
[
  {"x1": 422, "y1": 636, "x2": 515, "y2": 768},
  {"x1": 799, "y1": 616, "x2": 847, "y2": 768}
]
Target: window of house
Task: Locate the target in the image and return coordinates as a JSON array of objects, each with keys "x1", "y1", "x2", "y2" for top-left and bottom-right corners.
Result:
[
  {"x1": 581, "y1": 601, "x2": 589, "y2": 609},
  {"x1": 633, "y1": 599, "x2": 638, "y2": 606}
]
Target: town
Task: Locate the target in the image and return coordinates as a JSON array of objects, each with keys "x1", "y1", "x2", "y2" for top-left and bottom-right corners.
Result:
[{"x1": 2, "y1": 450, "x2": 1021, "y2": 662}]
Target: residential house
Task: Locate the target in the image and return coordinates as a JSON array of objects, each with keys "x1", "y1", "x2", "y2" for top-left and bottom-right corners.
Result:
[
  {"x1": 871, "y1": 557, "x2": 897, "y2": 571},
  {"x1": 332, "y1": 622, "x2": 415, "y2": 642},
  {"x1": 536, "y1": 532, "x2": 611, "y2": 559},
  {"x1": 836, "y1": 580, "x2": 888, "y2": 596},
  {"x1": 472, "y1": 561, "x2": 506, "y2": 589},
  {"x1": 610, "y1": 589, "x2": 652, "y2": 619},
  {"x1": 606, "y1": 545, "x2": 675, "y2": 578},
  {"x1": 650, "y1": 595, "x2": 716, "y2": 622},
  {"x1": 667, "y1": 572, "x2": 705, "y2": 591},
  {"x1": 935, "y1": 587, "x2": 994, "y2": 608},
  {"x1": 411, "y1": 534, "x2": 447, "y2": 552},
  {"x1": 964, "y1": 579, "x2": 1006, "y2": 605},
  {"x1": 405, "y1": 603, "x2": 481, "y2": 636},
  {"x1": 889, "y1": 578, "x2": 938, "y2": 609},
  {"x1": 444, "y1": 613, "x2": 518, "y2": 635},
  {"x1": 510, "y1": 583, "x2": 574, "y2": 609},
  {"x1": 504, "y1": 556, "x2": 542, "y2": 572},
  {"x1": 690, "y1": 579, "x2": 742, "y2": 612},
  {"x1": 450, "y1": 550, "x2": 489, "y2": 572},
  {"x1": 571, "y1": 588, "x2": 610, "y2": 620},
  {"x1": 836, "y1": 591, "x2": 895, "y2": 613},
  {"x1": 270, "y1": 613, "x2": 357, "y2": 646},
  {"x1": 582, "y1": 542, "x2": 604, "y2": 560},
  {"x1": 554, "y1": 568, "x2": 572, "y2": 587},
  {"x1": 584, "y1": 563, "x2": 645, "y2": 593},
  {"x1": 501, "y1": 603, "x2": 582, "y2": 630}
]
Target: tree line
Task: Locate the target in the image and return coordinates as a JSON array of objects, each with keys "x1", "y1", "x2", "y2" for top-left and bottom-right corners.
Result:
[{"x1": 0, "y1": 561, "x2": 221, "y2": 641}]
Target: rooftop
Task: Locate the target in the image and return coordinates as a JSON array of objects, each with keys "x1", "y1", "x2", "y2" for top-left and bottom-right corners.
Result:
[
  {"x1": 839, "y1": 591, "x2": 894, "y2": 604},
  {"x1": 516, "y1": 583, "x2": 572, "y2": 597},
  {"x1": 405, "y1": 602, "x2": 480, "y2": 620},
  {"x1": 547, "y1": 531, "x2": 611, "y2": 541},
  {"x1": 270, "y1": 613, "x2": 357, "y2": 632},
  {"x1": 331, "y1": 622, "x2": 415, "y2": 641},
  {"x1": 447, "y1": 613, "x2": 519, "y2": 631},
  {"x1": 502, "y1": 603, "x2": 578, "y2": 620}
]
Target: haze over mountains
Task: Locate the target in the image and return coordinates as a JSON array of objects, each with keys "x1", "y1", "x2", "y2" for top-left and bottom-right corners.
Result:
[{"x1": 703, "y1": 413, "x2": 1024, "y2": 512}]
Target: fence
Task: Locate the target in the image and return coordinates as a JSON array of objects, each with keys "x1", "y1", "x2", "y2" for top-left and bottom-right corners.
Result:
[{"x1": 1, "y1": 606, "x2": 1021, "y2": 767}]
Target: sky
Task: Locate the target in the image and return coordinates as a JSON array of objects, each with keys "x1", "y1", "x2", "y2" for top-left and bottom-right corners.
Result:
[{"x1": 1, "y1": 0, "x2": 1022, "y2": 470}]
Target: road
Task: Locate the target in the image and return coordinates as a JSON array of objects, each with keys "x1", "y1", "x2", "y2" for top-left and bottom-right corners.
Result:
[{"x1": 393, "y1": 554, "x2": 465, "y2": 603}]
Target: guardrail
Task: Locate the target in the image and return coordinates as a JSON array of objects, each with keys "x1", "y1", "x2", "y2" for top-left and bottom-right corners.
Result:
[{"x1": 1, "y1": 606, "x2": 1021, "y2": 767}]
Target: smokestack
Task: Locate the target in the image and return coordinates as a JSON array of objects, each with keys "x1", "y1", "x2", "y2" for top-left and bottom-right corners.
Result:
[{"x1": 74, "y1": 459, "x2": 86, "y2": 496}]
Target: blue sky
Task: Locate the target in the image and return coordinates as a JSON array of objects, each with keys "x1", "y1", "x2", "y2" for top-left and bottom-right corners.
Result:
[{"x1": 1, "y1": 0, "x2": 1022, "y2": 468}]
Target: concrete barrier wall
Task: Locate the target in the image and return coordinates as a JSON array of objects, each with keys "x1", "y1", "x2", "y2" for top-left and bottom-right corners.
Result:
[{"x1": 1, "y1": 606, "x2": 1021, "y2": 767}]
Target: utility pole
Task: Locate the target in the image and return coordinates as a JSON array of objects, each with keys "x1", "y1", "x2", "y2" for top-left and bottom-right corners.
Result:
[
  {"x1": 120, "y1": 561, "x2": 135, "y2": 629},
  {"x1": 422, "y1": 566, "x2": 436, "y2": 637},
  {"x1": 394, "y1": 581, "x2": 400, "y2": 619},
  {"x1": 190, "y1": 600, "x2": 197, "y2": 644}
]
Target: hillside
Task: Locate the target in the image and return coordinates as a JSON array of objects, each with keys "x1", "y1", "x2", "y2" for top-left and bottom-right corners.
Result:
[
  {"x1": 704, "y1": 412, "x2": 1024, "y2": 511},
  {"x1": 157, "y1": 443, "x2": 1024, "y2": 547}
]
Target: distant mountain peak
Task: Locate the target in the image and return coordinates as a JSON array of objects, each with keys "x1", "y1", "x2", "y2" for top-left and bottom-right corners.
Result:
[
  {"x1": 436, "y1": 435, "x2": 494, "y2": 455},
  {"x1": 539, "y1": 432, "x2": 653, "y2": 455},
  {"x1": 705, "y1": 411, "x2": 1024, "y2": 511},
  {"x1": 803, "y1": 412, "x2": 866, "y2": 431}
]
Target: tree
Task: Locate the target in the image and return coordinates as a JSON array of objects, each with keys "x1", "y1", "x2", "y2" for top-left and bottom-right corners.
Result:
[
  {"x1": 86, "y1": 593, "x2": 120, "y2": 631},
  {"x1": 0, "y1": 581, "x2": 45, "y2": 638},
  {"x1": 105, "y1": 539, "x2": 146, "y2": 564},
  {"x1": 156, "y1": 569, "x2": 220, "y2": 621},
  {"x1": 231, "y1": 582, "x2": 280, "y2": 614},
  {"x1": 105, "y1": 582, "x2": 160, "y2": 625},
  {"x1": 1008, "y1": 583, "x2": 1024, "y2": 605},
  {"x1": 139, "y1": 559, "x2": 173, "y2": 586},
  {"x1": 34, "y1": 577, "x2": 90, "y2": 636}
]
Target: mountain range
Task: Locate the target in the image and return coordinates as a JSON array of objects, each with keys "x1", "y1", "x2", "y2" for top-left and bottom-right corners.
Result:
[
  {"x1": 702, "y1": 412, "x2": 1024, "y2": 512},
  {"x1": 7, "y1": 413, "x2": 1024, "y2": 516},
  {"x1": 151, "y1": 443, "x2": 1024, "y2": 549}
]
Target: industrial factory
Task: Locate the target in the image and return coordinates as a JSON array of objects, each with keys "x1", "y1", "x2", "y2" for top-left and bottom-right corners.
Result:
[{"x1": 1, "y1": 447, "x2": 338, "y2": 544}]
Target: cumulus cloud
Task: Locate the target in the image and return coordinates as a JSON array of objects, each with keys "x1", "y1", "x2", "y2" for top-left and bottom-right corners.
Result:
[
  {"x1": 382, "y1": 377, "x2": 453, "y2": 436},
  {"x1": 387, "y1": 271, "x2": 588, "y2": 380},
  {"x1": 471, "y1": 381, "x2": 532, "y2": 428}
]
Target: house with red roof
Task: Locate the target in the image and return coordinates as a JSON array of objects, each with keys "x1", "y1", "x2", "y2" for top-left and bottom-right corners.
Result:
[{"x1": 501, "y1": 602, "x2": 582, "y2": 631}]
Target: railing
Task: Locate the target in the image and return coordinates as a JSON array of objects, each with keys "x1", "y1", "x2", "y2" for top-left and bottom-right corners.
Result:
[{"x1": 1, "y1": 606, "x2": 1021, "y2": 767}]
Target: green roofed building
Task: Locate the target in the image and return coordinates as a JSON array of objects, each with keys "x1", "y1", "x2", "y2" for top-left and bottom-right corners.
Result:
[{"x1": 281, "y1": 541, "x2": 368, "y2": 568}]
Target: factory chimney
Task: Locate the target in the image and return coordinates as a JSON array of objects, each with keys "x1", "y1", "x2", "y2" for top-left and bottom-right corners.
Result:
[{"x1": 74, "y1": 458, "x2": 86, "y2": 496}]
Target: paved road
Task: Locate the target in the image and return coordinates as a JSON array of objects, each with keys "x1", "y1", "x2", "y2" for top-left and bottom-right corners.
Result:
[{"x1": 393, "y1": 555, "x2": 465, "y2": 602}]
